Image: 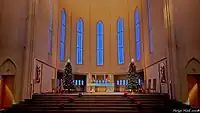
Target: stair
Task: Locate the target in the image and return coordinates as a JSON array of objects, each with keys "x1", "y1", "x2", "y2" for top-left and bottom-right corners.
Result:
[{"x1": 3, "y1": 93, "x2": 195, "y2": 113}]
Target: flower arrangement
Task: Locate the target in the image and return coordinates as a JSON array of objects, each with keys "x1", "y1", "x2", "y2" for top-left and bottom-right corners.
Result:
[
  {"x1": 68, "y1": 96, "x2": 74, "y2": 103},
  {"x1": 59, "y1": 102, "x2": 65, "y2": 109},
  {"x1": 128, "y1": 97, "x2": 136, "y2": 103},
  {"x1": 78, "y1": 92, "x2": 83, "y2": 97},
  {"x1": 136, "y1": 101, "x2": 142, "y2": 108},
  {"x1": 124, "y1": 92, "x2": 128, "y2": 97}
]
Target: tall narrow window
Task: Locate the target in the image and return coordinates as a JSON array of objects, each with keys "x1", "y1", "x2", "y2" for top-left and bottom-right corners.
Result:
[
  {"x1": 117, "y1": 80, "x2": 119, "y2": 85},
  {"x1": 120, "y1": 80, "x2": 122, "y2": 86},
  {"x1": 76, "y1": 18, "x2": 83, "y2": 64},
  {"x1": 135, "y1": 9, "x2": 141, "y2": 60},
  {"x1": 147, "y1": 0, "x2": 153, "y2": 53},
  {"x1": 123, "y1": 80, "x2": 126, "y2": 85},
  {"x1": 126, "y1": 80, "x2": 128, "y2": 85},
  {"x1": 48, "y1": 0, "x2": 54, "y2": 53},
  {"x1": 117, "y1": 18, "x2": 124, "y2": 64},
  {"x1": 96, "y1": 21, "x2": 104, "y2": 66},
  {"x1": 60, "y1": 9, "x2": 66, "y2": 61}
]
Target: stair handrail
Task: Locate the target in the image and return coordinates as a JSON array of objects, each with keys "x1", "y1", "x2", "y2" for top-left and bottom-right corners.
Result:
[
  {"x1": 32, "y1": 58, "x2": 57, "y2": 94},
  {"x1": 35, "y1": 58, "x2": 56, "y2": 69}
]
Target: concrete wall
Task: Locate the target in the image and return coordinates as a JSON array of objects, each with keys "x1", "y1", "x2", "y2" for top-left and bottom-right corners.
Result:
[
  {"x1": 0, "y1": 0, "x2": 29, "y2": 102},
  {"x1": 58, "y1": 0, "x2": 143, "y2": 73},
  {"x1": 171, "y1": 0, "x2": 200, "y2": 101},
  {"x1": 143, "y1": 0, "x2": 200, "y2": 102},
  {"x1": 0, "y1": 0, "x2": 60, "y2": 102},
  {"x1": 1, "y1": 0, "x2": 200, "y2": 104},
  {"x1": 31, "y1": 0, "x2": 58, "y2": 94},
  {"x1": 141, "y1": 0, "x2": 169, "y2": 94}
]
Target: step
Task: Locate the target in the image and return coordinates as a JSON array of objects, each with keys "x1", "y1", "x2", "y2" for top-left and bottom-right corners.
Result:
[
  {"x1": 18, "y1": 103, "x2": 165, "y2": 106},
  {"x1": 31, "y1": 100, "x2": 132, "y2": 104},
  {"x1": 32, "y1": 94, "x2": 168, "y2": 98},
  {"x1": 15, "y1": 105, "x2": 165, "y2": 109},
  {"x1": 32, "y1": 95, "x2": 166, "y2": 99},
  {"x1": 12, "y1": 106, "x2": 136, "y2": 110},
  {"x1": 30, "y1": 100, "x2": 164, "y2": 104},
  {"x1": 32, "y1": 96, "x2": 167, "y2": 100},
  {"x1": 13, "y1": 103, "x2": 165, "y2": 108},
  {"x1": 32, "y1": 98, "x2": 129, "y2": 101},
  {"x1": 6, "y1": 109, "x2": 159, "y2": 113},
  {"x1": 31, "y1": 98, "x2": 165, "y2": 101},
  {"x1": 28, "y1": 102, "x2": 163, "y2": 106}
]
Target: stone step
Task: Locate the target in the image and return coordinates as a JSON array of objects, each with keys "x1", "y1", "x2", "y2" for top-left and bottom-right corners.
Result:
[
  {"x1": 6, "y1": 109, "x2": 158, "y2": 113},
  {"x1": 33, "y1": 95, "x2": 165, "y2": 98},
  {"x1": 32, "y1": 94, "x2": 168, "y2": 98},
  {"x1": 32, "y1": 98, "x2": 165, "y2": 101},
  {"x1": 32, "y1": 97, "x2": 167, "y2": 101},
  {"x1": 16, "y1": 103, "x2": 165, "y2": 107},
  {"x1": 31, "y1": 100, "x2": 131, "y2": 104},
  {"x1": 32, "y1": 98, "x2": 128, "y2": 100},
  {"x1": 30, "y1": 101, "x2": 165, "y2": 105},
  {"x1": 12, "y1": 106, "x2": 136, "y2": 110},
  {"x1": 3, "y1": 93, "x2": 171, "y2": 113}
]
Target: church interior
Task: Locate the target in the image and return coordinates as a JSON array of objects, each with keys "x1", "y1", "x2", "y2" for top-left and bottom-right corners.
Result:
[{"x1": 0, "y1": 0, "x2": 200, "y2": 112}]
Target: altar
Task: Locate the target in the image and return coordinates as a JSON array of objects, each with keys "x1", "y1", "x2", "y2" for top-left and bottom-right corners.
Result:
[
  {"x1": 88, "y1": 83, "x2": 114, "y2": 92},
  {"x1": 87, "y1": 74, "x2": 114, "y2": 92}
]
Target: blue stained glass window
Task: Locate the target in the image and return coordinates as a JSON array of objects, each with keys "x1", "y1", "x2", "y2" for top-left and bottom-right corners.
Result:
[
  {"x1": 58, "y1": 79, "x2": 60, "y2": 85},
  {"x1": 60, "y1": 9, "x2": 66, "y2": 61},
  {"x1": 78, "y1": 80, "x2": 81, "y2": 85},
  {"x1": 117, "y1": 80, "x2": 119, "y2": 85},
  {"x1": 119, "y1": 80, "x2": 122, "y2": 86},
  {"x1": 135, "y1": 9, "x2": 141, "y2": 61},
  {"x1": 138, "y1": 79, "x2": 141, "y2": 85},
  {"x1": 76, "y1": 18, "x2": 83, "y2": 64},
  {"x1": 97, "y1": 21, "x2": 104, "y2": 65},
  {"x1": 82, "y1": 80, "x2": 84, "y2": 85},
  {"x1": 117, "y1": 18, "x2": 124, "y2": 64},
  {"x1": 126, "y1": 80, "x2": 128, "y2": 85},
  {"x1": 95, "y1": 80, "x2": 98, "y2": 84},
  {"x1": 123, "y1": 80, "x2": 126, "y2": 85}
]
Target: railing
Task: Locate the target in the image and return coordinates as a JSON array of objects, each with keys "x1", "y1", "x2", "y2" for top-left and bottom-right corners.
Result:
[
  {"x1": 32, "y1": 58, "x2": 57, "y2": 95},
  {"x1": 35, "y1": 58, "x2": 56, "y2": 69}
]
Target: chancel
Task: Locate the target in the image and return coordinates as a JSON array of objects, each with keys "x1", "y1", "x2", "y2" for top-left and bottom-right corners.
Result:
[{"x1": 0, "y1": 0, "x2": 200, "y2": 112}]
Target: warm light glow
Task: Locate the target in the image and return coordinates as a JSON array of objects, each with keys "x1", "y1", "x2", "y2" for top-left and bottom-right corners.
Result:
[
  {"x1": 67, "y1": 58, "x2": 70, "y2": 63},
  {"x1": 4, "y1": 85, "x2": 16, "y2": 104},
  {"x1": 131, "y1": 58, "x2": 135, "y2": 63},
  {"x1": 188, "y1": 83, "x2": 198, "y2": 105},
  {"x1": 163, "y1": 3, "x2": 168, "y2": 29}
]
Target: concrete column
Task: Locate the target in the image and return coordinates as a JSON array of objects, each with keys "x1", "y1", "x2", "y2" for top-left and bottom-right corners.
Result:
[{"x1": 0, "y1": 0, "x2": 30, "y2": 102}]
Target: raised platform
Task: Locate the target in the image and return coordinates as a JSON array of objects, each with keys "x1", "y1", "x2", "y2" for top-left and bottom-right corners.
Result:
[{"x1": 39, "y1": 92, "x2": 164, "y2": 96}]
